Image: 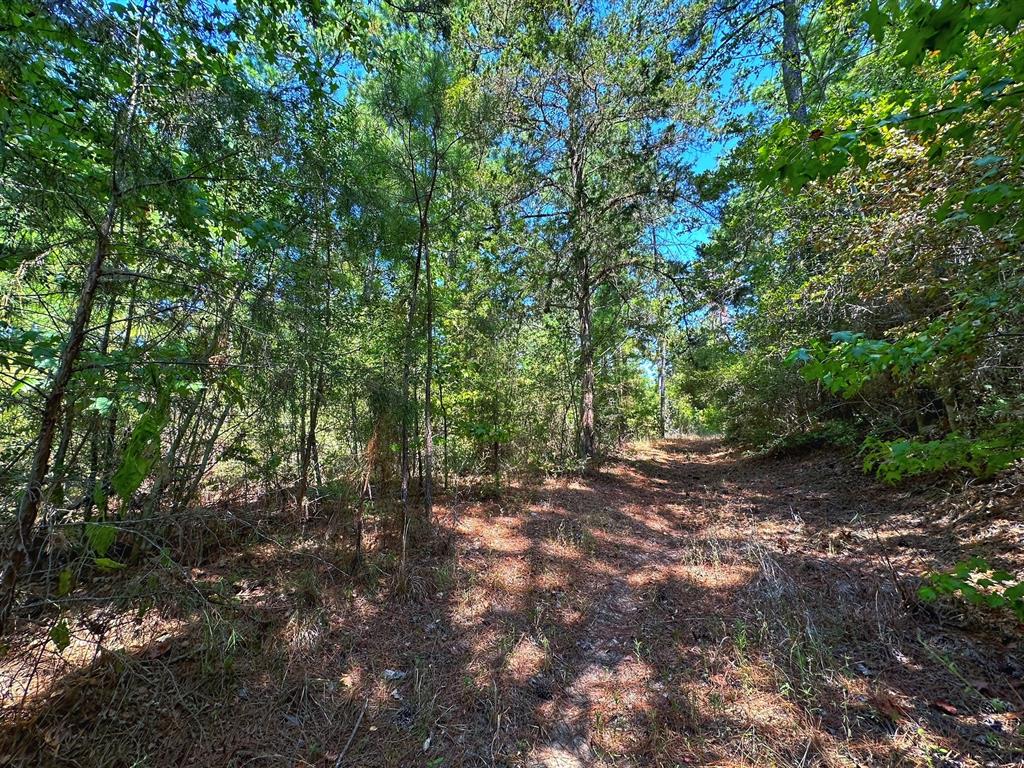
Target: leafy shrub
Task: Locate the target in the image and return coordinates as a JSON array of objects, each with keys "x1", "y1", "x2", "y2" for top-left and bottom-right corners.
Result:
[
  {"x1": 920, "y1": 557, "x2": 1024, "y2": 622},
  {"x1": 862, "y1": 424, "x2": 1024, "y2": 482}
]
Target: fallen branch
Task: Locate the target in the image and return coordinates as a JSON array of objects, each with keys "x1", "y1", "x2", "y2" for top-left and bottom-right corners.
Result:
[{"x1": 334, "y1": 697, "x2": 369, "y2": 767}]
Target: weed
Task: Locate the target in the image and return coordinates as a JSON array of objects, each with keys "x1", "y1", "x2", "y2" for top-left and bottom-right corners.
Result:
[
  {"x1": 633, "y1": 637, "x2": 649, "y2": 662},
  {"x1": 434, "y1": 557, "x2": 456, "y2": 592},
  {"x1": 552, "y1": 520, "x2": 596, "y2": 554},
  {"x1": 733, "y1": 619, "x2": 749, "y2": 659},
  {"x1": 198, "y1": 608, "x2": 244, "y2": 685}
]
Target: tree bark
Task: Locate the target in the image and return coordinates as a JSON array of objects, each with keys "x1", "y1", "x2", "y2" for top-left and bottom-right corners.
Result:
[
  {"x1": 0, "y1": 215, "x2": 114, "y2": 631},
  {"x1": 658, "y1": 336, "x2": 667, "y2": 439},
  {"x1": 349, "y1": 396, "x2": 360, "y2": 458},
  {"x1": 567, "y1": 76, "x2": 596, "y2": 461},
  {"x1": 296, "y1": 364, "x2": 325, "y2": 517},
  {"x1": 47, "y1": 399, "x2": 76, "y2": 509},
  {"x1": 438, "y1": 374, "x2": 449, "y2": 492},
  {"x1": 423, "y1": 235, "x2": 434, "y2": 522},
  {"x1": 781, "y1": 0, "x2": 808, "y2": 124},
  {"x1": 103, "y1": 275, "x2": 139, "y2": 493},
  {"x1": 398, "y1": 239, "x2": 423, "y2": 582},
  {"x1": 578, "y1": 265, "x2": 596, "y2": 459}
]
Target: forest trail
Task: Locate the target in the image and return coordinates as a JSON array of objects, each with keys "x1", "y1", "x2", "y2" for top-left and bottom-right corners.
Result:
[
  {"x1": 3, "y1": 438, "x2": 1021, "y2": 767},
  {"x1": 442, "y1": 438, "x2": 1020, "y2": 767}
]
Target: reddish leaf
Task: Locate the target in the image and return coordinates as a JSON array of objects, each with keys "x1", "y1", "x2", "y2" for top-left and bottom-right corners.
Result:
[
  {"x1": 869, "y1": 690, "x2": 908, "y2": 721},
  {"x1": 931, "y1": 699, "x2": 958, "y2": 715}
]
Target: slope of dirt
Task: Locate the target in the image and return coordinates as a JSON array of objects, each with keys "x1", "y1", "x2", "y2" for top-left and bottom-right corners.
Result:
[{"x1": 1, "y1": 437, "x2": 1022, "y2": 767}]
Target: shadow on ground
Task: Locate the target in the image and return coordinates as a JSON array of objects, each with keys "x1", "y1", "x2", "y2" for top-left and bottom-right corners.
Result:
[{"x1": 1, "y1": 437, "x2": 1021, "y2": 767}]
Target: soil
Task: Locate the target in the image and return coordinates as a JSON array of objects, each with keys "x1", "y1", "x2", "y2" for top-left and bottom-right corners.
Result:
[{"x1": 1, "y1": 437, "x2": 1022, "y2": 767}]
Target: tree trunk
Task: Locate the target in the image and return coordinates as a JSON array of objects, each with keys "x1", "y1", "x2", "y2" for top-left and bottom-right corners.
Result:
[
  {"x1": 567, "y1": 75, "x2": 596, "y2": 462},
  {"x1": 658, "y1": 336, "x2": 667, "y2": 439},
  {"x1": 296, "y1": 364, "x2": 325, "y2": 518},
  {"x1": 0, "y1": 216, "x2": 113, "y2": 631},
  {"x1": 398, "y1": 239, "x2": 423, "y2": 582},
  {"x1": 312, "y1": 437, "x2": 323, "y2": 488},
  {"x1": 103, "y1": 275, "x2": 139, "y2": 491},
  {"x1": 143, "y1": 282, "x2": 243, "y2": 522},
  {"x1": 438, "y1": 375, "x2": 449, "y2": 493},
  {"x1": 354, "y1": 470, "x2": 370, "y2": 577},
  {"x1": 423, "y1": 238, "x2": 434, "y2": 522},
  {"x1": 492, "y1": 439, "x2": 500, "y2": 492},
  {"x1": 172, "y1": 402, "x2": 231, "y2": 518},
  {"x1": 781, "y1": 0, "x2": 808, "y2": 124},
  {"x1": 349, "y1": 396, "x2": 360, "y2": 458},
  {"x1": 414, "y1": 391, "x2": 422, "y2": 489},
  {"x1": 578, "y1": 272, "x2": 596, "y2": 460},
  {"x1": 48, "y1": 398, "x2": 76, "y2": 509},
  {"x1": 86, "y1": 293, "x2": 117, "y2": 520},
  {"x1": 297, "y1": 367, "x2": 308, "y2": 478},
  {"x1": 84, "y1": 418, "x2": 99, "y2": 522}
]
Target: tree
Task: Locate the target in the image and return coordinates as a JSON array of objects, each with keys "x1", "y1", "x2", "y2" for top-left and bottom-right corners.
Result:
[
  {"x1": 0, "y1": 0, "x2": 276, "y2": 626},
  {"x1": 488, "y1": 0, "x2": 710, "y2": 459}
]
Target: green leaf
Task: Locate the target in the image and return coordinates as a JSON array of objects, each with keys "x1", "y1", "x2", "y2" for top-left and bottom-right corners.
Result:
[
  {"x1": 972, "y1": 155, "x2": 1003, "y2": 168},
  {"x1": 50, "y1": 619, "x2": 71, "y2": 651},
  {"x1": 1004, "y1": 582, "x2": 1024, "y2": 601},
  {"x1": 94, "y1": 557, "x2": 126, "y2": 571},
  {"x1": 87, "y1": 396, "x2": 115, "y2": 416},
  {"x1": 785, "y1": 348, "x2": 811, "y2": 364},
  {"x1": 110, "y1": 391, "x2": 170, "y2": 502},
  {"x1": 57, "y1": 568, "x2": 73, "y2": 597},
  {"x1": 84, "y1": 522, "x2": 117, "y2": 557},
  {"x1": 863, "y1": 0, "x2": 890, "y2": 44}
]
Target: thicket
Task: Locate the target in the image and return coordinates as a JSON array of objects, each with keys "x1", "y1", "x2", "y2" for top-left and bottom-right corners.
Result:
[{"x1": 677, "y1": 0, "x2": 1024, "y2": 483}]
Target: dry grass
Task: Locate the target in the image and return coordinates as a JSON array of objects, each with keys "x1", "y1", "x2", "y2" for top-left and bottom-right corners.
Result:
[{"x1": 1, "y1": 438, "x2": 1022, "y2": 767}]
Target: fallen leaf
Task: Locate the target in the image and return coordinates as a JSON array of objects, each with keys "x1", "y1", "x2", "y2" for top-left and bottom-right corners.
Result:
[
  {"x1": 931, "y1": 699, "x2": 958, "y2": 716},
  {"x1": 869, "y1": 689, "x2": 909, "y2": 721}
]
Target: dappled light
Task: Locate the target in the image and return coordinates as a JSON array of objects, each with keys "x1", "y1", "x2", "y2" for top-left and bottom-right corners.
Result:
[
  {"x1": 2, "y1": 432, "x2": 1022, "y2": 765},
  {"x1": 2, "y1": 0, "x2": 1023, "y2": 765}
]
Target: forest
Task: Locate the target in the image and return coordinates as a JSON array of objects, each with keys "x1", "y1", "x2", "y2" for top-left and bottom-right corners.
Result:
[{"x1": 1, "y1": 0, "x2": 1022, "y2": 765}]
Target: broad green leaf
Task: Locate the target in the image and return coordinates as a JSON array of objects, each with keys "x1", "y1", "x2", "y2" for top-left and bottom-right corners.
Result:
[
  {"x1": 57, "y1": 568, "x2": 73, "y2": 597},
  {"x1": 84, "y1": 522, "x2": 117, "y2": 557},
  {"x1": 87, "y1": 396, "x2": 115, "y2": 416},
  {"x1": 110, "y1": 392, "x2": 170, "y2": 502},
  {"x1": 94, "y1": 557, "x2": 126, "y2": 571},
  {"x1": 50, "y1": 619, "x2": 71, "y2": 651}
]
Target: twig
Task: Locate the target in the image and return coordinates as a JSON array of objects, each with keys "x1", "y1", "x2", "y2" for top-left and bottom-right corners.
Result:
[
  {"x1": 334, "y1": 697, "x2": 368, "y2": 767},
  {"x1": 874, "y1": 532, "x2": 913, "y2": 606}
]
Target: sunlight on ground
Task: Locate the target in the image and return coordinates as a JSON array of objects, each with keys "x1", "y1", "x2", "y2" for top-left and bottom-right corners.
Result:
[{"x1": 3, "y1": 438, "x2": 1020, "y2": 767}]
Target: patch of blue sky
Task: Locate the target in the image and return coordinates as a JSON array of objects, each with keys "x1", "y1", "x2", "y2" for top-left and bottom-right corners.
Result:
[{"x1": 655, "y1": 38, "x2": 777, "y2": 265}]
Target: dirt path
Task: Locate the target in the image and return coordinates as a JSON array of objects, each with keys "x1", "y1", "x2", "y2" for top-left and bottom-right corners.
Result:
[
  {"x1": 435, "y1": 438, "x2": 1021, "y2": 767},
  {"x1": 2, "y1": 438, "x2": 1021, "y2": 767}
]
